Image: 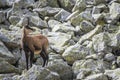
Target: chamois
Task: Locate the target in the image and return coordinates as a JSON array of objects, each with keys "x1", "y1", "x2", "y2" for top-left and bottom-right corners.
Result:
[{"x1": 20, "y1": 17, "x2": 49, "y2": 70}]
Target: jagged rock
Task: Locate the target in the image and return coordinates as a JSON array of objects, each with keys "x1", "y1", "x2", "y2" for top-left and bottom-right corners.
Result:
[
  {"x1": 62, "y1": 44, "x2": 92, "y2": 64},
  {"x1": 80, "y1": 20, "x2": 95, "y2": 33},
  {"x1": 0, "y1": 73, "x2": 16, "y2": 80},
  {"x1": 92, "y1": 4, "x2": 108, "y2": 14},
  {"x1": 105, "y1": 68, "x2": 120, "y2": 80},
  {"x1": 108, "y1": 30, "x2": 120, "y2": 48},
  {"x1": 72, "y1": 59, "x2": 111, "y2": 75},
  {"x1": 78, "y1": 25, "x2": 102, "y2": 44},
  {"x1": 109, "y1": 2, "x2": 120, "y2": 20},
  {"x1": 47, "y1": 0, "x2": 59, "y2": 7},
  {"x1": 48, "y1": 19, "x2": 61, "y2": 29},
  {"x1": 33, "y1": 7, "x2": 61, "y2": 17},
  {"x1": 49, "y1": 52, "x2": 64, "y2": 61},
  {"x1": 72, "y1": 0, "x2": 86, "y2": 12},
  {"x1": 0, "y1": 27, "x2": 21, "y2": 49},
  {"x1": 13, "y1": 65, "x2": 61, "y2": 80},
  {"x1": 0, "y1": 11, "x2": 6, "y2": 23},
  {"x1": 92, "y1": 32, "x2": 111, "y2": 52},
  {"x1": 0, "y1": 41, "x2": 16, "y2": 64},
  {"x1": 47, "y1": 60, "x2": 73, "y2": 80},
  {"x1": 70, "y1": 12, "x2": 93, "y2": 26},
  {"x1": 84, "y1": 73, "x2": 108, "y2": 80},
  {"x1": 76, "y1": 69, "x2": 93, "y2": 79},
  {"x1": 58, "y1": 0, "x2": 75, "y2": 11},
  {"x1": 9, "y1": 16, "x2": 20, "y2": 25},
  {"x1": 0, "y1": 24, "x2": 9, "y2": 30},
  {"x1": 0, "y1": 61, "x2": 19, "y2": 74},
  {"x1": 13, "y1": 0, "x2": 35, "y2": 9},
  {"x1": 48, "y1": 32, "x2": 71, "y2": 54},
  {"x1": 117, "y1": 56, "x2": 120, "y2": 67},
  {"x1": 52, "y1": 22, "x2": 75, "y2": 33},
  {"x1": 0, "y1": 0, "x2": 12, "y2": 8},
  {"x1": 85, "y1": 0, "x2": 106, "y2": 5},
  {"x1": 29, "y1": 15, "x2": 48, "y2": 29},
  {"x1": 104, "y1": 53, "x2": 115, "y2": 62},
  {"x1": 54, "y1": 9, "x2": 71, "y2": 22}
]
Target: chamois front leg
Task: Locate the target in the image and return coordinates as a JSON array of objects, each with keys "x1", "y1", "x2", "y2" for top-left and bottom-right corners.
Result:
[
  {"x1": 29, "y1": 45, "x2": 35, "y2": 68},
  {"x1": 24, "y1": 50, "x2": 29, "y2": 70}
]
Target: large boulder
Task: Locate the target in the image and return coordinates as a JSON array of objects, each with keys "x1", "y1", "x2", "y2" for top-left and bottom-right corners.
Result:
[
  {"x1": 0, "y1": 61, "x2": 19, "y2": 74},
  {"x1": 92, "y1": 32, "x2": 111, "y2": 52},
  {"x1": 13, "y1": 65, "x2": 61, "y2": 80},
  {"x1": 0, "y1": 11, "x2": 6, "y2": 23},
  {"x1": 72, "y1": 0, "x2": 86, "y2": 12},
  {"x1": 58, "y1": 0, "x2": 75, "y2": 11},
  {"x1": 33, "y1": 7, "x2": 61, "y2": 17},
  {"x1": 78, "y1": 25, "x2": 102, "y2": 44},
  {"x1": 84, "y1": 73, "x2": 108, "y2": 80},
  {"x1": 0, "y1": 41, "x2": 16, "y2": 64},
  {"x1": 62, "y1": 44, "x2": 92, "y2": 64},
  {"x1": 47, "y1": 60, "x2": 73, "y2": 80},
  {"x1": 0, "y1": 27, "x2": 21, "y2": 49},
  {"x1": 48, "y1": 32, "x2": 71, "y2": 54},
  {"x1": 105, "y1": 68, "x2": 120, "y2": 80},
  {"x1": 54, "y1": 9, "x2": 71, "y2": 22},
  {"x1": 52, "y1": 22, "x2": 75, "y2": 33},
  {"x1": 72, "y1": 59, "x2": 111, "y2": 75},
  {"x1": 109, "y1": 2, "x2": 120, "y2": 20}
]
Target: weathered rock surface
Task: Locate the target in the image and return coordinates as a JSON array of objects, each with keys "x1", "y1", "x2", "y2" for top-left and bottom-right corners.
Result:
[{"x1": 1, "y1": 0, "x2": 120, "y2": 80}]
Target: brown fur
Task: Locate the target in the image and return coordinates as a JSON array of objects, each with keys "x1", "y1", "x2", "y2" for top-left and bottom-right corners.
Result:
[{"x1": 20, "y1": 26, "x2": 49, "y2": 70}]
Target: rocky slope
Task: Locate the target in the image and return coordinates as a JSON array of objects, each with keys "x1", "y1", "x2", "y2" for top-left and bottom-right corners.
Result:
[{"x1": 0, "y1": 0, "x2": 120, "y2": 80}]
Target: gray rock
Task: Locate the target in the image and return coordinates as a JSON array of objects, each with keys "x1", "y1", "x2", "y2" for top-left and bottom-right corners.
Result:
[
  {"x1": 48, "y1": 32, "x2": 71, "y2": 54},
  {"x1": 9, "y1": 16, "x2": 20, "y2": 25},
  {"x1": 92, "y1": 32, "x2": 111, "y2": 52},
  {"x1": 108, "y1": 30, "x2": 120, "y2": 48},
  {"x1": 117, "y1": 56, "x2": 120, "y2": 67},
  {"x1": 92, "y1": 4, "x2": 108, "y2": 14},
  {"x1": 0, "y1": 73, "x2": 16, "y2": 80},
  {"x1": 80, "y1": 20, "x2": 95, "y2": 33},
  {"x1": 47, "y1": 0, "x2": 59, "y2": 7},
  {"x1": 0, "y1": 11, "x2": 6, "y2": 23},
  {"x1": 47, "y1": 60, "x2": 73, "y2": 80},
  {"x1": 72, "y1": 0, "x2": 86, "y2": 12},
  {"x1": 105, "y1": 68, "x2": 120, "y2": 80},
  {"x1": 104, "y1": 53, "x2": 115, "y2": 62},
  {"x1": 58, "y1": 0, "x2": 75, "y2": 11},
  {"x1": 0, "y1": 41, "x2": 16, "y2": 64},
  {"x1": 84, "y1": 73, "x2": 108, "y2": 80},
  {"x1": 0, "y1": 61, "x2": 19, "y2": 74},
  {"x1": 85, "y1": 0, "x2": 106, "y2": 5},
  {"x1": 0, "y1": 27, "x2": 21, "y2": 49},
  {"x1": 13, "y1": 65, "x2": 61, "y2": 80},
  {"x1": 52, "y1": 22, "x2": 75, "y2": 33},
  {"x1": 62, "y1": 44, "x2": 92, "y2": 64},
  {"x1": 33, "y1": 7, "x2": 61, "y2": 17},
  {"x1": 78, "y1": 25, "x2": 102, "y2": 44},
  {"x1": 54, "y1": 9, "x2": 71, "y2": 22},
  {"x1": 72, "y1": 59, "x2": 111, "y2": 75},
  {"x1": 76, "y1": 69, "x2": 93, "y2": 79},
  {"x1": 109, "y1": 2, "x2": 120, "y2": 20},
  {"x1": 0, "y1": 0, "x2": 12, "y2": 8},
  {"x1": 70, "y1": 12, "x2": 93, "y2": 26},
  {"x1": 48, "y1": 20, "x2": 61, "y2": 29}
]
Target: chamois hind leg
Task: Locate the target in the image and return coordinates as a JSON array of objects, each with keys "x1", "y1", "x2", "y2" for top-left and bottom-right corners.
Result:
[
  {"x1": 40, "y1": 51, "x2": 46, "y2": 67},
  {"x1": 30, "y1": 51, "x2": 34, "y2": 68},
  {"x1": 43, "y1": 48, "x2": 49, "y2": 66}
]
